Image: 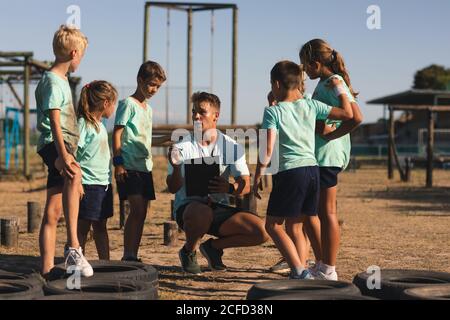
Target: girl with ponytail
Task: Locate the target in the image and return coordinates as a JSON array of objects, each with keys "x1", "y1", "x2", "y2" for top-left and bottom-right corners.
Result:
[
  {"x1": 76, "y1": 80, "x2": 117, "y2": 259},
  {"x1": 299, "y1": 39, "x2": 363, "y2": 280}
]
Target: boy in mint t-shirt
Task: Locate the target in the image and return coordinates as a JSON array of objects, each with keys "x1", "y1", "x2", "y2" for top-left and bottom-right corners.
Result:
[
  {"x1": 76, "y1": 81, "x2": 117, "y2": 260},
  {"x1": 36, "y1": 25, "x2": 93, "y2": 278},
  {"x1": 253, "y1": 60, "x2": 354, "y2": 280},
  {"x1": 113, "y1": 61, "x2": 166, "y2": 262}
]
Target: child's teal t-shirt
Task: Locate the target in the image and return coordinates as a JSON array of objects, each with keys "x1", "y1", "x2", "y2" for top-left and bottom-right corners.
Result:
[
  {"x1": 261, "y1": 97, "x2": 332, "y2": 173},
  {"x1": 313, "y1": 74, "x2": 356, "y2": 170},
  {"x1": 35, "y1": 71, "x2": 79, "y2": 153},
  {"x1": 76, "y1": 118, "x2": 111, "y2": 185},
  {"x1": 114, "y1": 97, "x2": 153, "y2": 172}
]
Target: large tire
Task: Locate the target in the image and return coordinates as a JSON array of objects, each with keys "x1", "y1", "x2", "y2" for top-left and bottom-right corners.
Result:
[
  {"x1": 0, "y1": 270, "x2": 44, "y2": 288},
  {"x1": 402, "y1": 284, "x2": 450, "y2": 300},
  {"x1": 0, "y1": 280, "x2": 44, "y2": 300},
  {"x1": 353, "y1": 269, "x2": 450, "y2": 300},
  {"x1": 261, "y1": 293, "x2": 378, "y2": 300},
  {"x1": 52, "y1": 260, "x2": 158, "y2": 286},
  {"x1": 44, "y1": 278, "x2": 158, "y2": 300},
  {"x1": 246, "y1": 280, "x2": 361, "y2": 300},
  {"x1": 36, "y1": 294, "x2": 126, "y2": 300}
]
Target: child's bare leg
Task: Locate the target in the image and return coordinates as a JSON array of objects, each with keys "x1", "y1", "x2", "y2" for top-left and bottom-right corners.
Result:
[
  {"x1": 123, "y1": 194, "x2": 148, "y2": 258},
  {"x1": 303, "y1": 215, "x2": 322, "y2": 263},
  {"x1": 265, "y1": 216, "x2": 303, "y2": 270},
  {"x1": 285, "y1": 217, "x2": 308, "y2": 267},
  {"x1": 77, "y1": 219, "x2": 92, "y2": 254},
  {"x1": 92, "y1": 219, "x2": 110, "y2": 260},
  {"x1": 319, "y1": 187, "x2": 339, "y2": 266},
  {"x1": 39, "y1": 186, "x2": 63, "y2": 274},
  {"x1": 62, "y1": 164, "x2": 82, "y2": 249}
]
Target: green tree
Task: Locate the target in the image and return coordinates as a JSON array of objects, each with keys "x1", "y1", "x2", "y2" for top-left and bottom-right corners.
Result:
[{"x1": 413, "y1": 64, "x2": 450, "y2": 90}]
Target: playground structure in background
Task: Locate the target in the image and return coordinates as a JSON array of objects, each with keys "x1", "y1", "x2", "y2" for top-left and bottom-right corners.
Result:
[{"x1": 0, "y1": 52, "x2": 81, "y2": 177}]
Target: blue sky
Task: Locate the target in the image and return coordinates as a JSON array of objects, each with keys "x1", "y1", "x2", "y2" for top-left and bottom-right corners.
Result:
[{"x1": 1, "y1": 0, "x2": 449, "y2": 126}]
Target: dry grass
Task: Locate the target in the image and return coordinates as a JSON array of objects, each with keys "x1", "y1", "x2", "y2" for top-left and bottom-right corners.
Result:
[{"x1": 1, "y1": 156, "x2": 450, "y2": 300}]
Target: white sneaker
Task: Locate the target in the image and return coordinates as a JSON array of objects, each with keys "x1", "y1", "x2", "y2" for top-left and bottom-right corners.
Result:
[
  {"x1": 314, "y1": 270, "x2": 338, "y2": 281},
  {"x1": 64, "y1": 247, "x2": 94, "y2": 277}
]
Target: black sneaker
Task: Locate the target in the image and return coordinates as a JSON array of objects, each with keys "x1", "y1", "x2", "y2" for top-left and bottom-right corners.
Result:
[
  {"x1": 178, "y1": 246, "x2": 202, "y2": 275},
  {"x1": 200, "y1": 239, "x2": 227, "y2": 271},
  {"x1": 121, "y1": 256, "x2": 143, "y2": 263}
]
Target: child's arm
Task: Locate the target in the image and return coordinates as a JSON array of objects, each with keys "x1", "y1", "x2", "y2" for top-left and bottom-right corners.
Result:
[
  {"x1": 323, "y1": 102, "x2": 363, "y2": 141},
  {"x1": 49, "y1": 109, "x2": 79, "y2": 178},
  {"x1": 327, "y1": 77, "x2": 354, "y2": 121},
  {"x1": 166, "y1": 146, "x2": 183, "y2": 194},
  {"x1": 253, "y1": 128, "x2": 277, "y2": 199},
  {"x1": 112, "y1": 125, "x2": 128, "y2": 182}
]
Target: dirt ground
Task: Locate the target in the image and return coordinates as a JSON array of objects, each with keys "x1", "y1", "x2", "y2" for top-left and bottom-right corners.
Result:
[{"x1": 1, "y1": 156, "x2": 450, "y2": 300}]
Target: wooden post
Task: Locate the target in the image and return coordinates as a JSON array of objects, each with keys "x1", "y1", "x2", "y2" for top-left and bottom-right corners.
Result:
[
  {"x1": 1, "y1": 217, "x2": 19, "y2": 248},
  {"x1": 231, "y1": 6, "x2": 238, "y2": 125},
  {"x1": 27, "y1": 201, "x2": 40, "y2": 233},
  {"x1": 388, "y1": 106, "x2": 394, "y2": 180},
  {"x1": 426, "y1": 109, "x2": 434, "y2": 187},
  {"x1": 23, "y1": 56, "x2": 31, "y2": 178},
  {"x1": 170, "y1": 199, "x2": 175, "y2": 221},
  {"x1": 163, "y1": 221, "x2": 178, "y2": 246},
  {"x1": 404, "y1": 157, "x2": 412, "y2": 182},
  {"x1": 186, "y1": 7, "x2": 193, "y2": 124},
  {"x1": 119, "y1": 200, "x2": 130, "y2": 230},
  {"x1": 143, "y1": 4, "x2": 149, "y2": 62}
]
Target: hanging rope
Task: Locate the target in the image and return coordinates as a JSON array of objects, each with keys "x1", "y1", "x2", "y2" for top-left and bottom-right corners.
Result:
[
  {"x1": 165, "y1": 8, "x2": 171, "y2": 125},
  {"x1": 210, "y1": 10, "x2": 215, "y2": 93}
]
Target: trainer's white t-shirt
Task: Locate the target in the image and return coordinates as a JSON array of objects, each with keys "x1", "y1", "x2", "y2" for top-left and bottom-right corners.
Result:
[{"x1": 167, "y1": 130, "x2": 250, "y2": 219}]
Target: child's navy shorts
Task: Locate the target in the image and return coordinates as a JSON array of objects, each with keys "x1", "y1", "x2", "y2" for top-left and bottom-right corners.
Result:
[
  {"x1": 79, "y1": 184, "x2": 113, "y2": 221},
  {"x1": 267, "y1": 166, "x2": 320, "y2": 217},
  {"x1": 37, "y1": 141, "x2": 75, "y2": 189},
  {"x1": 117, "y1": 170, "x2": 156, "y2": 201},
  {"x1": 319, "y1": 167, "x2": 342, "y2": 189}
]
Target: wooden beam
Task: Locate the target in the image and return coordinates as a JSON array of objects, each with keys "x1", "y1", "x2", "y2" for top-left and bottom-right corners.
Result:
[
  {"x1": 426, "y1": 110, "x2": 434, "y2": 187},
  {"x1": 0, "y1": 51, "x2": 33, "y2": 57},
  {"x1": 391, "y1": 105, "x2": 450, "y2": 112},
  {"x1": 5, "y1": 79, "x2": 24, "y2": 108},
  {"x1": 0, "y1": 61, "x2": 24, "y2": 67}
]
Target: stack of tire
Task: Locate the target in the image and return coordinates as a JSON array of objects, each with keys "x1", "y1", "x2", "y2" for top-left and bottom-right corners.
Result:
[
  {"x1": 353, "y1": 269, "x2": 450, "y2": 300},
  {"x1": 0, "y1": 260, "x2": 158, "y2": 300},
  {"x1": 247, "y1": 269, "x2": 450, "y2": 300},
  {"x1": 0, "y1": 270, "x2": 45, "y2": 300}
]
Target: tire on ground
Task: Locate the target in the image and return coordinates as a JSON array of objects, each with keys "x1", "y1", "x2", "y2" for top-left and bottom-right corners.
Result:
[
  {"x1": 246, "y1": 280, "x2": 361, "y2": 300},
  {"x1": 52, "y1": 260, "x2": 158, "y2": 286},
  {"x1": 401, "y1": 284, "x2": 450, "y2": 300},
  {"x1": 36, "y1": 293, "x2": 126, "y2": 300},
  {"x1": 44, "y1": 278, "x2": 158, "y2": 300},
  {"x1": 0, "y1": 269, "x2": 44, "y2": 288},
  {"x1": 0, "y1": 279, "x2": 44, "y2": 300},
  {"x1": 261, "y1": 293, "x2": 378, "y2": 300},
  {"x1": 353, "y1": 269, "x2": 450, "y2": 300}
]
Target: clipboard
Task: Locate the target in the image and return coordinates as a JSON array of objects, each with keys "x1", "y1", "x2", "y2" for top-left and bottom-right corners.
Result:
[{"x1": 184, "y1": 156, "x2": 220, "y2": 197}]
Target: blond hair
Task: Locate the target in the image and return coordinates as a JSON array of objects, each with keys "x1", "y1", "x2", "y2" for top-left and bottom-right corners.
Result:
[
  {"x1": 77, "y1": 80, "x2": 117, "y2": 132},
  {"x1": 300, "y1": 39, "x2": 358, "y2": 97},
  {"x1": 52, "y1": 25, "x2": 88, "y2": 60}
]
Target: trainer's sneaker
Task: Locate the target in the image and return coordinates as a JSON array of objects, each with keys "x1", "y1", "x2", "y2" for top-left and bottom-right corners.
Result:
[
  {"x1": 269, "y1": 257, "x2": 290, "y2": 274},
  {"x1": 121, "y1": 256, "x2": 143, "y2": 263},
  {"x1": 200, "y1": 239, "x2": 227, "y2": 271},
  {"x1": 289, "y1": 269, "x2": 315, "y2": 280},
  {"x1": 179, "y1": 246, "x2": 202, "y2": 275},
  {"x1": 64, "y1": 247, "x2": 94, "y2": 277},
  {"x1": 314, "y1": 270, "x2": 338, "y2": 281}
]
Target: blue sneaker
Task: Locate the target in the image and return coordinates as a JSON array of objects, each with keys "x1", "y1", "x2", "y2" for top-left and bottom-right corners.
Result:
[{"x1": 289, "y1": 269, "x2": 315, "y2": 280}]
